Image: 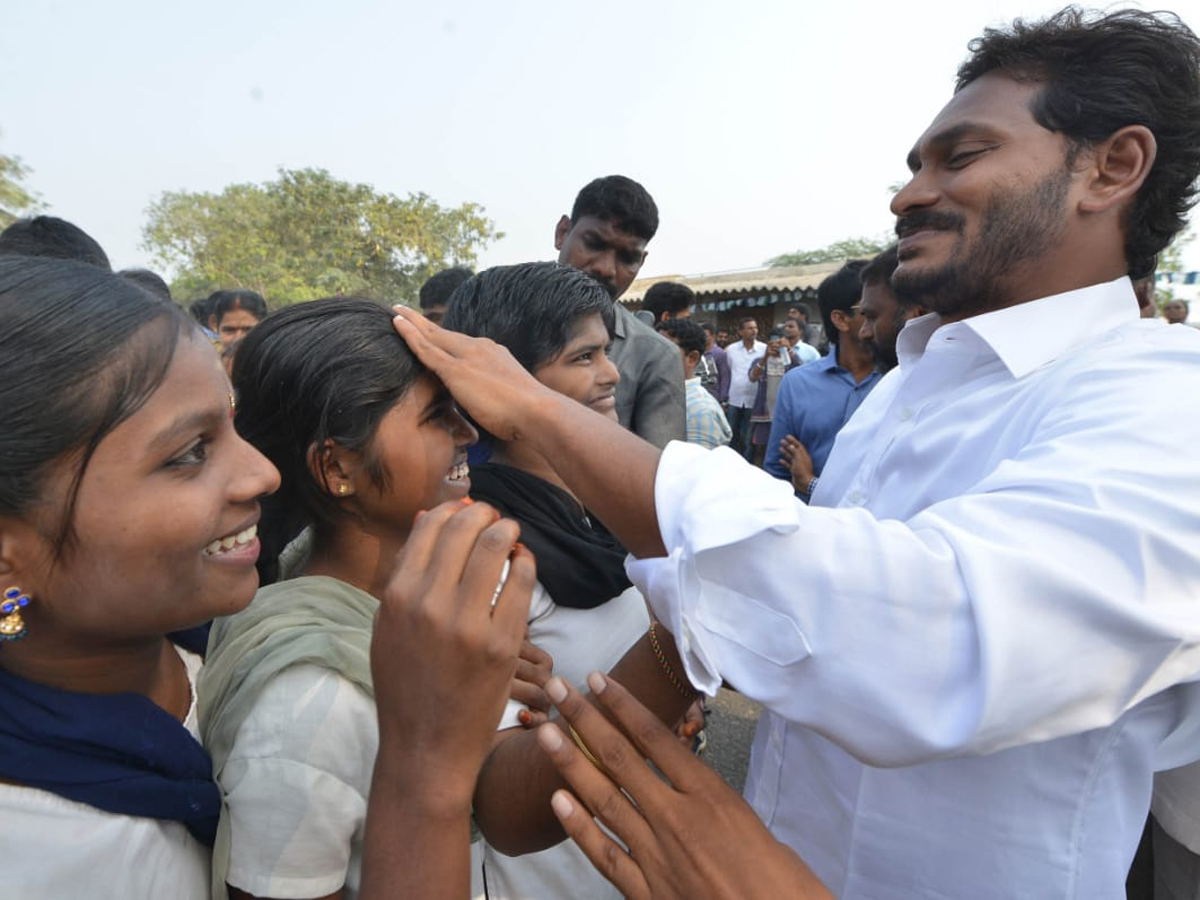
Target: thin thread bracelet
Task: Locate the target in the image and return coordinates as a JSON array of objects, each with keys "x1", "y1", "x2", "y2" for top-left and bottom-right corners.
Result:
[
  {"x1": 567, "y1": 725, "x2": 602, "y2": 768},
  {"x1": 648, "y1": 621, "x2": 699, "y2": 699}
]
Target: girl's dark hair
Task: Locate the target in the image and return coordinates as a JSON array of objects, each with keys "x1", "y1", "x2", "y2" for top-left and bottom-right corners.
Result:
[
  {"x1": 442, "y1": 262, "x2": 614, "y2": 372},
  {"x1": 208, "y1": 289, "x2": 268, "y2": 324},
  {"x1": 0, "y1": 256, "x2": 190, "y2": 556},
  {"x1": 441, "y1": 262, "x2": 615, "y2": 448},
  {"x1": 231, "y1": 297, "x2": 424, "y2": 584}
]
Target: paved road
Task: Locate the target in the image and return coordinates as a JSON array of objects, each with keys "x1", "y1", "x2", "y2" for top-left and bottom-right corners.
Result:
[{"x1": 700, "y1": 687, "x2": 762, "y2": 794}]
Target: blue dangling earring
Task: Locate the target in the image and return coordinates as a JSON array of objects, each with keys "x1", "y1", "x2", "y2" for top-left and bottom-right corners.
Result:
[{"x1": 0, "y1": 587, "x2": 31, "y2": 641}]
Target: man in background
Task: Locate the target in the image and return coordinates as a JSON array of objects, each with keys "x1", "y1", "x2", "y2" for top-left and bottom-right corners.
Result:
[
  {"x1": 419, "y1": 266, "x2": 473, "y2": 325},
  {"x1": 0, "y1": 215, "x2": 111, "y2": 270},
  {"x1": 724, "y1": 315, "x2": 765, "y2": 460},
  {"x1": 659, "y1": 318, "x2": 732, "y2": 449},
  {"x1": 555, "y1": 176, "x2": 685, "y2": 448},
  {"x1": 765, "y1": 262, "x2": 879, "y2": 497},
  {"x1": 856, "y1": 244, "x2": 926, "y2": 375},
  {"x1": 699, "y1": 322, "x2": 730, "y2": 403},
  {"x1": 641, "y1": 281, "x2": 694, "y2": 324}
]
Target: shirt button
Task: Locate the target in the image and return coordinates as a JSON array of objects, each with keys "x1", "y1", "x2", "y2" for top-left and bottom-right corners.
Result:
[
  {"x1": 848, "y1": 490, "x2": 865, "y2": 505},
  {"x1": 899, "y1": 406, "x2": 914, "y2": 421}
]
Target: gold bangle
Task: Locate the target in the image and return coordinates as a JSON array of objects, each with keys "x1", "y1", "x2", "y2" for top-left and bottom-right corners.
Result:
[
  {"x1": 648, "y1": 622, "x2": 699, "y2": 699},
  {"x1": 567, "y1": 724, "x2": 602, "y2": 768}
]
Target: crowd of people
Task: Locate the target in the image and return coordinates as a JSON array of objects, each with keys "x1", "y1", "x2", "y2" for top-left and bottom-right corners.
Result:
[{"x1": 1, "y1": 6, "x2": 1199, "y2": 900}]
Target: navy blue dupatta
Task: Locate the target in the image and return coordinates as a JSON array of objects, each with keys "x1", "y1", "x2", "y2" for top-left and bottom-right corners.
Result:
[{"x1": 0, "y1": 629, "x2": 219, "y2": 845}]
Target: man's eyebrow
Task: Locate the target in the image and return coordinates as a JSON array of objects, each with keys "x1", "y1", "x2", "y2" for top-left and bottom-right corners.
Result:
[{"x1": 906, "y1": 122, "x2": 991, "y2": 172}]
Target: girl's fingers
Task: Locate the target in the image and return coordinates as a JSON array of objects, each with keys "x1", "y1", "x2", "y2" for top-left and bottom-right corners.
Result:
[
  {"x1": 536, "y1": 719, "x2": 655, "y2": 898},
  {"x1": 418, "y1": 500, "x2": 504, "y2": 600},
  {"x1": 489, "y1": 542, "x2": 536, "y2": 645},
  {"x1": 548, "y1": 789, "x2": 652, "y2": 900},
  {"x1": 540, "y1": 678, "x2": 667, "y2": 830},
  {"x1": 392, "y1": 498, "x2": 482, "y2": 578},
  {"x1": 456, "y1": 515, "x2": 520, "y2": 614},
  {"x1": 586, "y1": 673, "x2": 716, "y2": 794}
]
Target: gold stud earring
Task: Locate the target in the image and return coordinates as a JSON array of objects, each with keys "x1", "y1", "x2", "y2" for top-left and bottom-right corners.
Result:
[
  {"x1": 1, "y1": 587, "x2": 31, "y2": 641},
  {"x1": 338, "y1": 484, "x2": 349, "y2": 496}
]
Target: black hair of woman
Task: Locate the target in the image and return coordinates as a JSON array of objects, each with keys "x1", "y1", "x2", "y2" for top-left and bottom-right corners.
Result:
[{"x1": 231, "y1": 297, "x2": 424, "y2": 585}]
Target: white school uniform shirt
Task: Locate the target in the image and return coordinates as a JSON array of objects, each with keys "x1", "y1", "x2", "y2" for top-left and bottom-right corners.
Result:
[
  {"x1": 629, "y1": 276, "x2": 1200, "y2": 900},
  {"x1": 476, "y1": 582, "x2": 649, "y2": 900},
  {"x1": 0, "y1": 648, "x2": 211, "y2": 900},
  {"x1": 217, "y1": 578, "x2": 645, "y2": 900}
]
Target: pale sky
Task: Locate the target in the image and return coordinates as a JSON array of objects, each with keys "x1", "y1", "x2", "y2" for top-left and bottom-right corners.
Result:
[{"x1": 3, "y1": 0, "x2": 1198, "y2": 288}]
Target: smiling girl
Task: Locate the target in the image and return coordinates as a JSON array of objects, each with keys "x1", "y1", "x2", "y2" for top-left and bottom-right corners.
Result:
[
  {"x1": 443, "y1": 263, "x2": 702, "y2": 900},
  {"x1": 199, "y1": 298, "x2": 553, "y2": 900},
  {"x1": 0, "y1": 256, "x2": 279, "y2": 897}
]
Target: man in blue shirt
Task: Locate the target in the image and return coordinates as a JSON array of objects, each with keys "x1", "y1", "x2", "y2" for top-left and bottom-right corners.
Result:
[{"x1": 764, "y1": 262, "x2": 879, "y2": 496}]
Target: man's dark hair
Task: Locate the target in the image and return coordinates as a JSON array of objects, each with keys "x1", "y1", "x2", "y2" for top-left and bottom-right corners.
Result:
[
  {"x1": 787, "y1": 304, "x2": 811, "y2": 323},
  {"x1": 119, "y1": 268, "x2": 172, "y2": 301},
  {"x1": 0, "y1": 216, "x2": 111, "y2": 271},
  {"x1": 699, "y1": 322, "x2": 716, "y2": 337},
  {"x1": 737, "y1": 315, "x2": 758, "y2": 329},
  {"x1": 570, "y1": 175, "x2": 659, "y2": 241},
  {"x1": 861, "y1": 244, "x2": 900, "y2": 288},
  {"x1": 658, "y1": 318, "x2": 707, "y2": 358},
  {"x1": 419, "y1": 266, "x2": 473, "y2": 311},
  {"x1": 641, "y1": 282, "x2": 695, "y2": 322},
  {"x1": 818, "y1": 260, "x2": 869, "y2": 344},
  {"x1": 956, "y1": 7, "x2": 1200, "y2": 280}
]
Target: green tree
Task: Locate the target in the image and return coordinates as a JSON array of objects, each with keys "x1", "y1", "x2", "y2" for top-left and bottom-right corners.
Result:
[
  {"x1": 142, "y1": 167, "x2": 502, "y2": 305},
  {"x1": 765, "y1": 234, "x2": 891, "y2": 268},
  {"x1": 0, "y1": 131, "x2": 41, "y2": 227}
]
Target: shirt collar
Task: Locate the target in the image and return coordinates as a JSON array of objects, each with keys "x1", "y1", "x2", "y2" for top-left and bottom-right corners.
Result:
[
  {"x1": 896, "y1": 276, "x2": 1137, "y2": 379},
  {"x1": 612, "y1": 302, "x2": 630, "y2": 338}
]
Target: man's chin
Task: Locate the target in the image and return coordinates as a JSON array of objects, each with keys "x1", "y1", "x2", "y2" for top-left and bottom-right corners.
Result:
[
  {"x1": 582, "y1": 271, "x2": 621, "y2": 300},
  {"x1": 892, "y1": 263, "x2": 952, "y2": 309}
]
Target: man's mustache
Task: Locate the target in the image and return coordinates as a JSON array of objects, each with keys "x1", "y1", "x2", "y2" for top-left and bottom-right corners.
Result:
[{"x1": 895, "y1": 211, "x2": 965, "y2": 238}]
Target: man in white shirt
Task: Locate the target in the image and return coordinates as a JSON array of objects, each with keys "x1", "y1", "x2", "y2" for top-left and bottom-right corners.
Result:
[
  {"x1": 724, "y1": 316, "x2": 765, "y2": 460},
  {"x1": 393, "y1": 9, "x2": 1200, "y2": 898}
]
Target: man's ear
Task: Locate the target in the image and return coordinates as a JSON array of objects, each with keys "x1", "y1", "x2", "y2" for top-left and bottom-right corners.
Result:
[
  {"x1": 553, "y1": 215, "x2": 572, "y2": 252},
  {"x1": 686, "y1": 349, "x2": 702, "y2": 369},
  {"x1": 307, "y1": 439, "x2": 359, "y2": 498},
  {"x1": 830, "y1": 309, "x2": 851, "y2": 334},
  {"x1": 1077, "y1": 125, "x2": 1156, "y2": 215},
  {"x1": 208, "y1": 314, "x2": 219, "y2": 332}
]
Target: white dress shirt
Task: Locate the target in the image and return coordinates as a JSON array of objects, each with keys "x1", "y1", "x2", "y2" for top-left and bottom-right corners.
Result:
[
  {"x1": 1154, "y1": 758, "x2": 1200, "y2": 854},
  {"x1": 725, "y1": 339, "x2": 766, "y2": 408},
  {"x1": 628, "y1": 277, "x2": 1200, "y2": 900}
]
